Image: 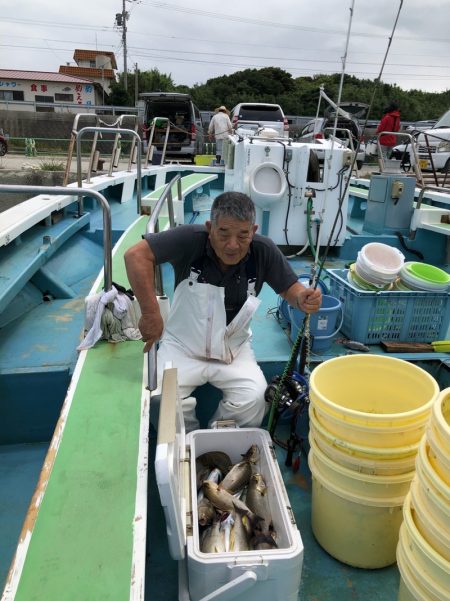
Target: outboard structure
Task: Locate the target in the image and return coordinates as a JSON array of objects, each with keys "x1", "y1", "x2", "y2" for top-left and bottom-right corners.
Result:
[{"x1": 223, "y1": 130, "x2": 354, "y2": 249}]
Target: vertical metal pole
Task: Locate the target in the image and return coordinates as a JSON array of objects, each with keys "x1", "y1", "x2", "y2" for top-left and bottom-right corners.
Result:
[
  {"x1": 123, "y1": 0, "x2": 128, "y2": 91},
  {"x1": 134, "y1": 63, "x2": 138, "y2": 106}
]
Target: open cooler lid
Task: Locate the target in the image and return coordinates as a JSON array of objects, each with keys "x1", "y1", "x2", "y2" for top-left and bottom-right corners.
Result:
[{"x1": 154, "y1": 367, "x2": 188, "y2": 561}]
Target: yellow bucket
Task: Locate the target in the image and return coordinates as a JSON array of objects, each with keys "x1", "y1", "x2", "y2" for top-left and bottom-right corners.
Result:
[
  {"x1": 397, "y1": 529, "x2": 438, "y2": 601},
  {"x1": 308, "y1": 450, "x2": 404, "y2": 568},
  {"x1": 309, "y1": 355, "x2": 439, "y2": 447},
  {"x1": 313, "y1": 397, "x2": 428, "y2": 447},
  {"x1": 430, "y1": 386, "x2": 450, "y2": 455},
  {"x1": 309, "y1": 408, "x2": 417, "y2": 475},
  {"x1": 410, "y1": 477, "x2": 450, "y2": 562},
  {"x1": 427, "y1": 423, "x2": 450, "y2": 486},
  {"x1": 309, "y1": 435, "x2": 415, "y2": 499},
  {"x1": 398, "y1": 493, "x2": 450, "y2": 600},
  {"x1": 415, "y1": 436, "x2": 450, "y2": 535}
]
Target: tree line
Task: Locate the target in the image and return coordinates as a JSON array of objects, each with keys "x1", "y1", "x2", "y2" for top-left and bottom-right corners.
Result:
[{"x1": 108, "y1": 66, "x2": 450, "y2": 122}]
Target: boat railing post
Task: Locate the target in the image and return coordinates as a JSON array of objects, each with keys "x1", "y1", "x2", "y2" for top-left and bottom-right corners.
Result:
[
  {"x1": 0, "y1": 184, "x2": 112, "y2": 291},
  {"x1": 76, "y1": 126, "x2": 142, "y2": 215},
  {"x1": 144, "y1": 173, "x2": 181, "y2": 390}
]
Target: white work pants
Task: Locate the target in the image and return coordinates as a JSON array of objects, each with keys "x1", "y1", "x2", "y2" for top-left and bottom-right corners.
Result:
[{"x1": 157, "y1": 337, "x2": 267, "y2": 432}]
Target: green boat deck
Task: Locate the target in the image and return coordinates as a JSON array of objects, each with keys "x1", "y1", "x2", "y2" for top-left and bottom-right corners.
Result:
[{"x1": 3, "y1": 217, "x2": 150, "y2": 601}]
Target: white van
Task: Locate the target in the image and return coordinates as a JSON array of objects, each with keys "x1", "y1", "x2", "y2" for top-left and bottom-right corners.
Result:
[{"x1": 392, "y1": 109, "x2": 450, "y2": 172}]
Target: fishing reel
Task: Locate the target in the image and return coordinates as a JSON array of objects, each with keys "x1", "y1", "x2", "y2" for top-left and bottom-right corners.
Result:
[{"x1": 264, "y1": 371, "x2": 308, "y2": 415}]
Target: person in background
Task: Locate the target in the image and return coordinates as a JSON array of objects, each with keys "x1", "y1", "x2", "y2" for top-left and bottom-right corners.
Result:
[
  {"x1": 376, "y1": 101, "x2": 401, "y2": 159},
  {"x1": 124, "y1": 191, "x2": 322, "y2": 433},
  {"x1": 208, "y1": 105, "x2": 232, "y2": 165}
]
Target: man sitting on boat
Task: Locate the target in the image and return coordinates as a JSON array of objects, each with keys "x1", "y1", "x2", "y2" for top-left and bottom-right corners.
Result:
[{"x1": 124, "y1": 192, "x2": 322, "y2": 432}]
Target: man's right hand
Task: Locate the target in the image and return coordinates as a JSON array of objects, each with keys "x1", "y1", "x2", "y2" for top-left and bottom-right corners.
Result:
[{"x1": 139, "y1": 312, "x2": 164, "y2": 353}]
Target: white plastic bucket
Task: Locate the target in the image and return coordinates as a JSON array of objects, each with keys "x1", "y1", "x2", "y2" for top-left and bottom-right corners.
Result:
[{"x1": 359, "y1": 242, "x2": 405, "y2": 275}]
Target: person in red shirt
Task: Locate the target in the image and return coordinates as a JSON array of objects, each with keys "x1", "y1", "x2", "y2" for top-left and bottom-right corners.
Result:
[{"x1": 377, "y1": 101, "x2": 401, "y2": 159}]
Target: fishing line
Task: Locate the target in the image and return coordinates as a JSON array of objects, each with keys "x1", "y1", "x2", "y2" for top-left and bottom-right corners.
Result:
[
  {"x1": 359, "y1": 1, "x2": 405, "y2": 145},
  {"x1": 316, "y1": 0, "x2": 405, "y2": 282},
  {"x1": 267, "y1": 0, "x2": 357, "y2": 437},
  {"x1": 268, "y1": 0, "x2": 405, "y2": 440}
]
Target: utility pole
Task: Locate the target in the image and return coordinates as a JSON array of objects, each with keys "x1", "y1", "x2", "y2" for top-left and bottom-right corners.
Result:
[
  {"x1": 115, "y1": 0, "x2": 138, "y2": 92},
  {"x1": 134, "y1": 63, "x2": 139, "y2": 106},
  {"x1": 122, "y1": 0, "x2": 128, "y2": 90}
]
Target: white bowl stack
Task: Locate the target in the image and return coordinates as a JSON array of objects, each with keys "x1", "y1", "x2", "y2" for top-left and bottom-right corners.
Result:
[{"x1": 354, "y1": 242, "x2": 405, "y2": 288}]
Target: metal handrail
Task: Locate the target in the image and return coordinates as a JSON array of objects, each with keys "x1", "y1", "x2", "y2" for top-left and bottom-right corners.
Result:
[
  {"x1": 76, "y1": 127, "x2": 142, "y2": 216},
  {"x1": 376, "y1": 131, "x2": 423, "y2": 185},
  {"x1": 145, "y1": 173, "x2": 181, "y2": 392},
  {"x1": 64, "y1": 113, "x2": 100, "y2": 186},
  {"x1": 144, "y1": 117, "x2": 170, "y2": 167},
  {"x1": 0, "y1": 184, "x2": 113, "y2": 290}
]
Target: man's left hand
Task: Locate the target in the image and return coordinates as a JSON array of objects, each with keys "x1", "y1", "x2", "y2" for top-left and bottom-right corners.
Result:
[{"x1": 297, "y1": 287, "x2": 322, "y2": 313}]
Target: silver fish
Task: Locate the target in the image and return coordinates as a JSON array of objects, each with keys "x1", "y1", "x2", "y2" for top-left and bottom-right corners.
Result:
[
  {"x1": 220, "y1": 460, "x2": 252, "y2": 494},
  {"x1": 200, "y1": 517, "x2": 226, "y2": 554},
  {"x1": 221, "y1": 513, "x2": 234, "y2": 552},
  {"x1": 241, "y1": 444, "x2": 260, "y2": 465},
  {"x1": 202, "y1": 481, "x2": 255, "y2": 517},
  {"x1": 230, "y1": 503, "x2": 250, "y2": 552},
  {"x1": 196, "y1": 466, "x2": 223, "y2": 493},
  {"x1": 245, "y1": 473, "x2": 273, "y2": 532},
  {"x1": 336, "y1": 338, "x2": 370, "y2": 352},
  {"x1": 197, "y1": 496, "x2": 216, "y2": 527}
]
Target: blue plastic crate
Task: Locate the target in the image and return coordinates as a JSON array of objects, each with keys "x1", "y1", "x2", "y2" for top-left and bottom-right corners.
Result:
[{"x1": 326, "y1": 268, "x2": 450, "y2": 344}]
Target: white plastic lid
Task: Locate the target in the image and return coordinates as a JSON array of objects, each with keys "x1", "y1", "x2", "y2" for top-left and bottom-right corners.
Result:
[{"x1": 154, "y1": 367, "x2": 187, "y2": 560}]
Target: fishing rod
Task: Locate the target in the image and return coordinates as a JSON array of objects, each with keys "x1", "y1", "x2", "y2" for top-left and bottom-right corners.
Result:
[{"x1": 267, "y1": 0, "x2": 405, "y2": 442}]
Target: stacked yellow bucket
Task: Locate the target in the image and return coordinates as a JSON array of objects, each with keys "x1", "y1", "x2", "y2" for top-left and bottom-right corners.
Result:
[
  {"x1": 397, "y1": 388, "x2": 450, "y2": 601},
  {"x1": 308, "y1": 355, "x2": 439, "y2": 568}
]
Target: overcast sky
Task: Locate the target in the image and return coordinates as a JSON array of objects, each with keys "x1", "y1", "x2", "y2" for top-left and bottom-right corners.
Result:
[{"x1": 1, "y1": 0, "x2": 450, "y2": 94}]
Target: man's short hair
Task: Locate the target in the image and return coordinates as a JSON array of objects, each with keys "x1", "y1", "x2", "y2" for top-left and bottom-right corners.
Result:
[{"x1": 210, "y1": 192, "x2": 256, "y2": 225}]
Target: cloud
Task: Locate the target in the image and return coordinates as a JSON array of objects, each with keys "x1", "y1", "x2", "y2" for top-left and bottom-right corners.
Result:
[{"x1": 1, "y1": 0, "x2": 449, "y2": 93}]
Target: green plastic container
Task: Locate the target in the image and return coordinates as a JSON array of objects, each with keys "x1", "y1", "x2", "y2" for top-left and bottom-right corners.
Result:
[{"x1": 406, "y1": 262, "x2": 450, "y2": 285}]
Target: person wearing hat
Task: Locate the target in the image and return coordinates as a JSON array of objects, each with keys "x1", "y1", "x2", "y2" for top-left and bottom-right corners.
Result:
[
  {"x1": 208, "y1": 105, "x2": 232, "y2": 165},
  {"x1": 376, "y1": 101, "x2": 401, "y2": 160}
]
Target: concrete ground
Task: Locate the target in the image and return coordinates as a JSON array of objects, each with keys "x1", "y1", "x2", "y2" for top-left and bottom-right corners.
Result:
[{"x1": 0, "y1": 153, "x2": 137, "y2": 211}]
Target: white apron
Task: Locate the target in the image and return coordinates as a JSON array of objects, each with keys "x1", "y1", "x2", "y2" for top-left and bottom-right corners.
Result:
[{"x1": 156, "y1": 266, "x2": 267, "y2": 431}]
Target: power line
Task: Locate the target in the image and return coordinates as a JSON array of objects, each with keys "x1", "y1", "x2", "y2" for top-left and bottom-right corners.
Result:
[{"x1": 2, "y1": 42, "x2": 449, "y2": 73}]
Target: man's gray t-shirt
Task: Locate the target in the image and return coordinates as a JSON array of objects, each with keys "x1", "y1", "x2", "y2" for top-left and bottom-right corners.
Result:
[{"x1": 144, "y1": 224, "x2": 298, "y2": 323}]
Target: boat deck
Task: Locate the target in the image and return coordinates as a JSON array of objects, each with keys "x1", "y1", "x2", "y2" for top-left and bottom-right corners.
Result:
[{"x1": 1, "y1": 167, "x2": 449, "y2": 600}]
